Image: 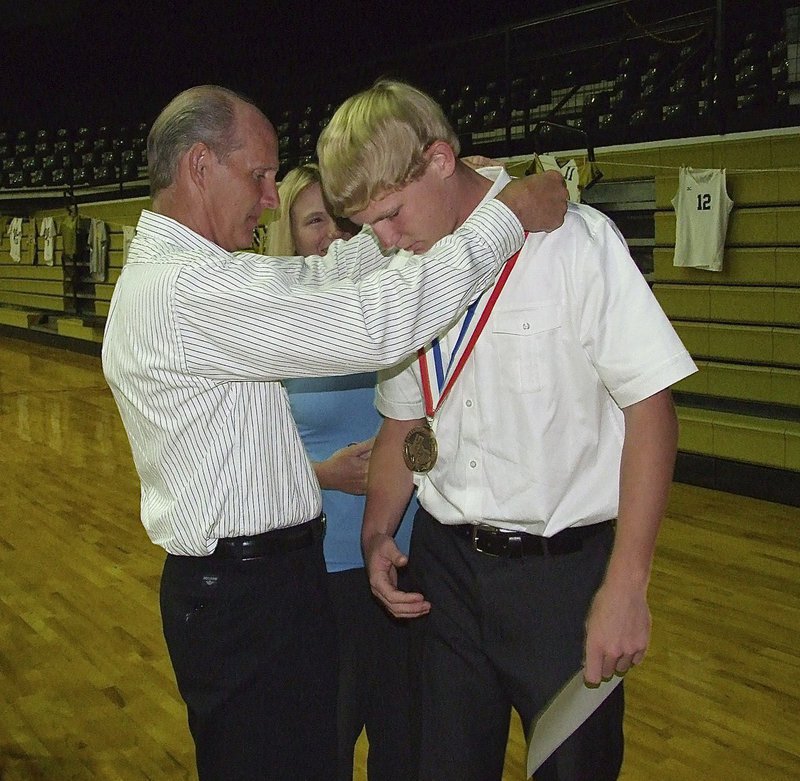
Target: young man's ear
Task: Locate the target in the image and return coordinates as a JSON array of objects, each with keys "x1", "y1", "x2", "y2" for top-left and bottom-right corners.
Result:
[{"x1": 426, "y1": 140, "x2": 457, "y2": 179}]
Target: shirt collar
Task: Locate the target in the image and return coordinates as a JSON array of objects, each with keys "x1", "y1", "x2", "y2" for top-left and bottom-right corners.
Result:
[
  {"x1": 132, "y1": 209, "x2": 233, "y2": 263},
  {"x1": 475, "y1": 166, "x2": 512, "y2": 211}
]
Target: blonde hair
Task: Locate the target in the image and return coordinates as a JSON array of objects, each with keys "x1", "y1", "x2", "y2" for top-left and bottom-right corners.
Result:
[
  {"x1": 265, "y1": 164, "x2": 322, "y2": 256},
  {"x1": 317, "y1": 79, "x2": 459, "y2": 217}
]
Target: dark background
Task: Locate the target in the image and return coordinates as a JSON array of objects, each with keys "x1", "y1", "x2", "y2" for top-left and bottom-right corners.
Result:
[{"x1": 0, "y1": 0, "x2": 568, "y2": 131}]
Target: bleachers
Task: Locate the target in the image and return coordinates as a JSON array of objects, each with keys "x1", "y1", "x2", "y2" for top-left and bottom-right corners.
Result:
[
  {"x1": 503, "y1": 126, "x2": 799, "y2": 505},
  {"x1": 645, "y1": 131, "x2": 800, "y2": 504},
  {"x1": 0, "y1": 199, "x2": 145, "y2": 344},
  {"x1": 0, "y1": 122, "x2": 148, "y2": 194},
  {"x1": 0, "y1": 0, "x2": 798, "y2": 504},
  {"x1": 0, "y1": 3, "x2": 795, "y2": 186},
  {"x1": 0, "y1": 218, "x2": 70, "y2": 314}
]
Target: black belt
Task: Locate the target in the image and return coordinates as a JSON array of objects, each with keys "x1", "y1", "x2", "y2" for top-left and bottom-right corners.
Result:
[
  {"x1": 449, "y1": 519, "x2": 613, "y2": 557},
  {"x1": 211, "y1": 514, "x2": 325, "y2": 561}
]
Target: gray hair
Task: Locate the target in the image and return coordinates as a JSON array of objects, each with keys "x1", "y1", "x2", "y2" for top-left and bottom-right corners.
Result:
[{"x1": 147, "y1": 85, "x2": 257, "y2": 195}]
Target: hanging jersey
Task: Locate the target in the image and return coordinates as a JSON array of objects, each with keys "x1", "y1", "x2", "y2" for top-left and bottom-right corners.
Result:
[
  {"x1": 88, "y1": 218, "x2": 108, "y2": 281},
  {"x1": 7, "y1": 217, "x2": 23, "y2": 263},
  {"x1": 122, "y1": 225, "x2": 136, "y2": 265},
  {"x1": 61, "y1": 212, "x2": 80, "y2": 257},
  {"x1": 24, "y1": 218, "x2": 37, "y2": 264},
  {"x1": 39, "y1": 216, "x2": 57, "y2": 266},
  {"x1": 671, "y1": 167, "x2": 733, "y2": 272}
]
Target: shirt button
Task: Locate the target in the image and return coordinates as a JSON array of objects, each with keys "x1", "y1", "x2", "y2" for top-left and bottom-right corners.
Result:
[
  {"x1": 465, "y1": 399, "x2": 473, "y2": 407},
  {"x1": 469, "y1": 460, "x2": 477, "y2": 468},
  {"x1": 522, "y1": 322, "x2": 530, "y2": 330}
]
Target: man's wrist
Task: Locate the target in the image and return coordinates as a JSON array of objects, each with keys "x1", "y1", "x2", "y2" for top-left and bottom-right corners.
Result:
[
  {"x1": 464, "y1": 198, "x2": 525, "y2": 259},
  {"x1": 361, "y1": 527, "x2": 393, "y2": 552}
]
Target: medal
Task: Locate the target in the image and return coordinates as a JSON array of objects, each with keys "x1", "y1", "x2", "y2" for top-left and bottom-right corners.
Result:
[
  {"x1": 405, "y1": 238, "x2": 525, "y2": 474},
  {"x1": 403, "y1": 422, "x2": 438, "y2": 473}
]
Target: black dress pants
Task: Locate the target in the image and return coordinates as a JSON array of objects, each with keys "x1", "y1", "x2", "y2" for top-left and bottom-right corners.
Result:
[
  {"x1": 408, "y1": 508, "x2": 624, "y2": 781},
  {"x1": 328, "y1": 567, "x2": 416, "y2": 781},
  {"x1": 160, "y1": 537, "x2": 337, "y2": 781}
]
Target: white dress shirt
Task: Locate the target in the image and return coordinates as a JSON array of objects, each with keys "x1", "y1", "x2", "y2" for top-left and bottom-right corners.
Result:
[
  {"x1": 102, "y1": 204, "x2": 523, "y2": 555},
  {"x1": 376, "y1": 168, "x2": 697, "y2": 536}
]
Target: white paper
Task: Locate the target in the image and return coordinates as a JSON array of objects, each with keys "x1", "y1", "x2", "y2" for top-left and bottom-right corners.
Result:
[{"x1": 526, "y1": 670, "x2": 624, "y2": 778}]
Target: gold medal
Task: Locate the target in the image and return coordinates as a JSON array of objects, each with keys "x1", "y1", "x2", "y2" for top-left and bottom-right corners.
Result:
[{"x1": 403, "y1": 422, "x2": 438, "y2": 473}]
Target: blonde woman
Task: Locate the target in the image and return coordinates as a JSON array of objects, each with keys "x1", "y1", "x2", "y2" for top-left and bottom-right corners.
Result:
[{"x1": 267, "y1": 163, "x2": 417, "y2": 781}]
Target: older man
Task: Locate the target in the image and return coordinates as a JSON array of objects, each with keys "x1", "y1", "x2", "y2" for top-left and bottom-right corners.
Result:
[{"x1": 102, "y1": 84, "x2": 567, "y2": 781}]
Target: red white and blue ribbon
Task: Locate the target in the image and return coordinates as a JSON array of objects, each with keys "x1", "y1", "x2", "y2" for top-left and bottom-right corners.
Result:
[{"x1": 418, "y1": 239, "x2": 525, "y2": 419}]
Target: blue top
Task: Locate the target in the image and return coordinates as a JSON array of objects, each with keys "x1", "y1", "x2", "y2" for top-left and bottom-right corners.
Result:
[{"x1": 284, "y1": 372, "x2": 415, "y2": 572}]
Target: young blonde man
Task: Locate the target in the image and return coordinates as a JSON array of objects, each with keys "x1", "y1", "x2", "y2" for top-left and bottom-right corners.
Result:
[{"x1": 318, "y1": 80, "x2": 697, "y2": 781}]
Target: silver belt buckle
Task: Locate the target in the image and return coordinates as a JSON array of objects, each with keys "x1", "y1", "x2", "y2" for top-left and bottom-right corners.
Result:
[{"x1": 471, "y1": 523, "x2": 501, "y2": 557}]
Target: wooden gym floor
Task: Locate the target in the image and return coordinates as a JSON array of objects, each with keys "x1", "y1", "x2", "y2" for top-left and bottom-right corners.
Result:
[{"x1": 1, "y1": 334, "x2": 798, "y2": 780}]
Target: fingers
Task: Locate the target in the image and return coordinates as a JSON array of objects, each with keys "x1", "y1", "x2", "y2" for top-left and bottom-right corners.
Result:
[
  {"x1": 338, "y1": 449, "x2": 369, "y2": 493},
  {"x1": 365, "y1": 540, "x2": 430, "y2": 619},
  {"x1": 461, "y1": 155, "x2": 503, "y2": 170},
  {"x1": 583, "y1": 587, "x2": 651, "y2": 684},
  {"x1": 584, "y1": 647, "x2": 645, "y2": 685},
  {"x1": 350, "y1": 462, "x2": 369, "y2": 495},
  {"x1": 368, "y1": 554, "x2": 430, "y2": 619},
  {"x1": 371, "y1": 582, "x2": 431, "y2": 619},
  {"x1": 542, "y1": 171, "x2": 569, "y2": 231},
  {"x1": 543, "y1": 169, "x2": 567, "y2": 185},
  {"x1": 611, "y1": 648, "x2": 646, "y2": 676},
  {"x1": 497, "y1": 171, "x2": 568, "y2": 233},
  {"x1": 583, "y1": 647, "x2": 604, "y2": 686},
  {"x1": 346, "y1": 438, "x2": 374, "y2": 457}
]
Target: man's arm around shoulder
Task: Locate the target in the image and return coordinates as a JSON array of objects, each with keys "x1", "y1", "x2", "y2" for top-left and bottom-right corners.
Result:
[{"x1": 495, "y1": 170, "x2": 568, "y2": 233}]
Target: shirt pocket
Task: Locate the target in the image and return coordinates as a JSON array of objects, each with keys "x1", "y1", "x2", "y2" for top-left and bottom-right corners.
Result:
[{"x1": 491, "y1": 302, "x2": 562, "y2": 393}]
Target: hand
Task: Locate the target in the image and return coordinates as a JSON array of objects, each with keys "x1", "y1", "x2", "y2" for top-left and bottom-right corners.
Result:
[
  {"x1": 461, "y1": 154, "x2": 504, "y2": 170},
  {"x1": 496, "y1": 169, "x2": 568, "y2": 233},
  {"x1": 363, "y1": 532, "x2": 431, "y2": 619},
  {"x1": 315, "y1": 438, "x2": 374, "y2": 494},
  {"x1": 582, "y1": 579, "x2": 651, "y2": 685}
]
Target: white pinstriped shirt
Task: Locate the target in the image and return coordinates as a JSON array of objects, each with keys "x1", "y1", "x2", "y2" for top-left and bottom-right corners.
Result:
[{"x1": 102, "y1": 206, "x2": 523, "y2": 556}]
